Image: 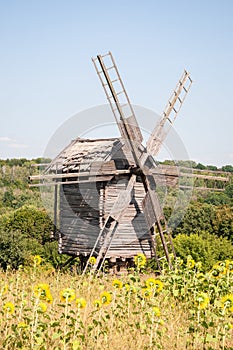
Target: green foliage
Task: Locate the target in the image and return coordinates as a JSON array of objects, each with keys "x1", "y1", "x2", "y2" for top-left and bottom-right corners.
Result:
[
  {"x1": 221, "y1": 164, "x2": 233, "y2": 172},
  {"x1": 173, "y1": 233, "x2": 233, "y2": 271},
  {"x1": 225, "y1": 184, "x2": 233, "y2": 198},
  {"x1": 195, "y1": 162, "x2": 206, "y2": 170},
  {"x1": 173, "y1": 203, "x2": 216, "y2": 236},
  {"x1": 202, "y1": 191, "x2": 231, "y2": 206},
  {"x1": 42, "y1": 241, "x2": 73, "y2": 269},
  {"x1": 206, "y1": 165, "x2": 218, "y2": 171},
  {"x1": 172, "y1": 202, "x2": 233, "y2": 242},
  {"x1": 0, "y1": 205, "x2": 53, "y2": 244},
  {"x1": 0, "y1": 229, "x2": 42, "y2": 270}
]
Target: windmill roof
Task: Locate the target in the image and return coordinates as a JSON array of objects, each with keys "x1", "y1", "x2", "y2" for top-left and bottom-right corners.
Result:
[{"x1": 46, "y1": 137, "x2": 132, "y2": 173}]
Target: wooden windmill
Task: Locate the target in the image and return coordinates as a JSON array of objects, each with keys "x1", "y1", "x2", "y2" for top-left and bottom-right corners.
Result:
[{"x1": 30, "y1": 52, "x2": 192, "y2": 273}]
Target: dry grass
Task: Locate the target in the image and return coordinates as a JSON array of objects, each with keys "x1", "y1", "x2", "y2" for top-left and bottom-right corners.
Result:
[{"x1": 0, "y1": 258, "x2": 233, "y2": 350}]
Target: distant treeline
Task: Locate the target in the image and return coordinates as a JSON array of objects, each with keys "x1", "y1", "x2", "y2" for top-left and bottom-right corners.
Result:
[{"x1": 0, "y1": 158, "x2": 51, "y2": 167}]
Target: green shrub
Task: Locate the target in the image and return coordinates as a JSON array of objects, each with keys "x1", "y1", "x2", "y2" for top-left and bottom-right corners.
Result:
[
  {"x1": 0, "y1": 229, "x2": 42, "y2": 270},
  {"x1": 0, "y1": 205, "x2": 53, "y2": 244},
  {"x1": 173, "y1": 232, "x2": 233, "y2": 271}
]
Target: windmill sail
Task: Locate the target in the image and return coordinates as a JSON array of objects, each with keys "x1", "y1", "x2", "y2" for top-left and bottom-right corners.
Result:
[
  {"x1": 147, "y1": 70, "x2": 192, "y2": 157},
  {"x1": 92, "y1": 52, "x2": 143, "y2": 163}
]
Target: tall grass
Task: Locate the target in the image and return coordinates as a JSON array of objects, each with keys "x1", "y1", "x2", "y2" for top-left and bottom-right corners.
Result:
[{"x1": 0, "y1": 256, "x2": 232, "y2": 349}]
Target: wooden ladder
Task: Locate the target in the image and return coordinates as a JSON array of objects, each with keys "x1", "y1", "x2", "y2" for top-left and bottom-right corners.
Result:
[
  {"x1": 92, "y1": 52, "x2": 143, "y2": 150},
  {"x1": 147, "y1": 70, "x2": 192, "y2": 157},
  {"x1": 82, "y1": 174, "x2": 137, "y2": 274}
]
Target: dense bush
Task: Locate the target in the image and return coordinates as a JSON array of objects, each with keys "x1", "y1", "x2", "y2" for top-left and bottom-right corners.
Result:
[
  {"x1": 0, "y1": 205, "x2": 53, "y2": 244},
  {"x1": 173, "y1": 232, "x2": 233, "y2": 271},
  {"x1": 0, "y1": 229, "x2": 42, "y2": 270}
]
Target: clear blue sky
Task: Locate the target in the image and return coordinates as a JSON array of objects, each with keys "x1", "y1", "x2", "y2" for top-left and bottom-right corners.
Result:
[{"x1": 0, "y1": 0, "x2": 232, "y2": 166}]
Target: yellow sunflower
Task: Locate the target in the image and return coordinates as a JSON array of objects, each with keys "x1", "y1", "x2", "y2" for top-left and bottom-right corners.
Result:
[
  {"x1": 134, "y1": 253, "x2": 146, "y2": 268},
  {"x1": 75, "y1": 297, "x2": 87, "y2": 309},
  {"x1": 152, "y1": 306, "x2": 161, "y2": 317},
  {"x1": 1, "y1": 284, "x2": 8, "y2": 295},
  {"x1": 17, "y1": 322, "x2": 28, "y2": 329},
  {"x1": 220, "y1": 294, "x2": 233, "y2": 313},
  {"x1": 112, "y1": 279, "x2": 123, "y2": 289},
  {"x1": 195, "y1": 293, "x2": 210, "y2": 310},
  {"x1": 124, "y1": 283, "x2": 136, "y2": 294},
  {"x1": 3, "y1": 301, "x2": 15, "y2": 314},
  {"x1": 186, "y1": 259, "x2": 195, "y2": 269},
  {"x1": 37, "y1": 302, "x2": 47, "y2": 313},
  {"x1": 93, "y1": 299, "x2": 101, "y2": 308},
  {"x1": 154, "y1": 279, "x2": 164, "y2": 293},
  {"x1": 100, "y1": 291, "x2": 112, "y2": 306},
  {"x1": 209, "y1": 266, "x2": 225, "y2": 279},
  {"x1": 45, "y1": 292, "x2": 53, "y2": 304},
  {"x1": 60, "y1": 288, "x2": 76, "y2": 303},
  {"x1": 226, "y1": 260, "x2": 233, "y2": 273},
  {"x1": 89, "y1": 256, "x2": 97, "y2": 265},
  {"x1": 33, "y1": 255, "x2": 42, "y2": 266},
  {"x1": 145, "y1": 278, "x2": 164, "y2": 293},
  {"x1": 34, "y1": 283, "x2": 52, "y2": 303},
  {"x1": 141, "y1": 288, "x2": 152, "y2": 299}
]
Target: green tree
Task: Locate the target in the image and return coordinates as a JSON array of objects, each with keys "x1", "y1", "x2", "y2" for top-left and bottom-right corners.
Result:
[
  {"x1": 221, "y1": 165, "x2": 233, "y2": 173},
  {"x1": 0, "y1": 205, "x2": 53, "y2": 244},
  {"x1": 174, "y1": 233, "x2": 233, "y2": 271}
]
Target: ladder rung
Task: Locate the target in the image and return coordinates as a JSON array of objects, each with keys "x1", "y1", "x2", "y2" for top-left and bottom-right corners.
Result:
[
  {"x1": 107, "y1": 95, "x2": 114, "y2": 100},
  {"x1": 106, "y1": 65, "x2": 115, "y2": 71},
  {"x1": 101, "y1": 53, "x2": 111, "y2": 58},
  {"x1": 173, "y1": 107, "x2": 177, "y2": 113},
  {"x1": 120, "y1": 103, "x2": 128, "y2": 108},
  {"x1": 183, "y1": 86, "x2": 188, "y2": 93},
  {"x1": 116, "y1": 90, "x2": 124, "y2": 96}
]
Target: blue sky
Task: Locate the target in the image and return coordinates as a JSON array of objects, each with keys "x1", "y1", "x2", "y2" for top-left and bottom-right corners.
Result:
[{"x1": 0, "y1": 0, "x2": 232, "y2": 166}]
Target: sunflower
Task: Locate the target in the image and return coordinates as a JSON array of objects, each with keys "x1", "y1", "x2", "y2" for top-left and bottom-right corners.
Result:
[
  {"x1": 196, "y1": 273, "x2": 205, "y2": 282},
  {"x1": 209, "y1": 266, "x2": 225, "y2": 279},
  {"x1": 145, "y1": 278, "x2": 163, "y2": 293},
  {"x1": 151, "y1": 279, "x2": 164, "y2": 293},
  {"x1": 89, "y1": 256, "x2": 97, "y2": 265},
  {"x1": 134, "y1": 253, "x2": 146, "y2": 268},
  {"x1": 33, "y1": 255, "x2": 42, "y2": 266},
  {"x1": 100, "y1": 291, "x2": 112, "y2": 305},
  {"x1": 195, "y1": 293, "x2": 210, "y2": 310},
  {"x1": 124, "y1": 284, "x2": 136, "y2": 294},
  {"x1": 224, "y1": 323, "x2": 233, "y2": 331},
  {"x1": 17, "y1": 322, "x2": 28, "y2": 329},
  {"x1": 152, "y1": 306, "x2": 161, "y2": 317},
  {"x1": 220, "y1": 294, "x2": 233, "y2": 313},
  {"x1": 1, "y1": 284, "x2": 8, "y2": 295},
  {"x1": 186, "y1": 259, "x2": 195, "y2": 269},
  {"x1": 75, "y1": 297, "x2": 87, "y2": 309},
  {"x1": 45, "y1": 292, "x2": 53, "y2": 304},
  {"x1": 195, "y1": 261, "x2": 202, "y2": 270},
  {"x1": 34, "y1": 283, "x2": 52, "y2": 303},
  {"x1": 141, "y1": 288, "x2": 152, "y2": 299},
  {"x1": 60, "y1": 288, "x2": 76, "y2": 303},
  {"x1": 93, "y1": 299, "x2": 101, "y2": 308},
  {"x1": 3, "y1": 301, "x2": 15, "y2": 314},
  {"x1": 37, "y1": 302, "x2": 47, "y2": 313},
  {"x1": 226, "y1": 260, "x2": 233, "y2": 273},
  {"x1": 112, "y1": 279, "x2": 123, "y2": 289}
]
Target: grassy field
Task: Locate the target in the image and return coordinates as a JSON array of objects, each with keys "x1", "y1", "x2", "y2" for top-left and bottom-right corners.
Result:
[{"x1": 0, "y1": 256, "x2": 233, "y2": 350}]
